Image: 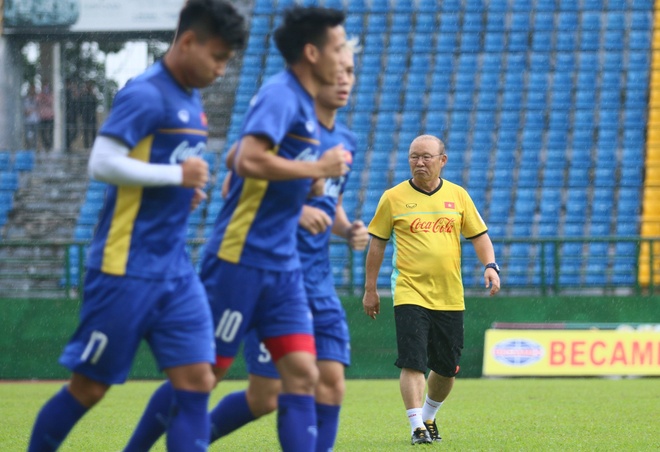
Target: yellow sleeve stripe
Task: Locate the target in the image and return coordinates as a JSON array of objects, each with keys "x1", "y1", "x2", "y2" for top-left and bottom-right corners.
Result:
[
  {"x1": 158, "y1": 128, "x2": 208, "y2": 136},
  {"x1": 286, "y1": 133, "x2": 320, "y2": 145},
  {"x1": 100, "y1": 136, "x2": 152, "y2": 275}
]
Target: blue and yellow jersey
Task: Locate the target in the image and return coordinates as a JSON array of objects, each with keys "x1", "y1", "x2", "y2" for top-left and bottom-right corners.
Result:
[
  {"x1": 298, "y1": 122, "x2": 356, "y2": 296},
  {"x1": 86, "y1": 61, "x2": 207, "y2": 278},
  {"x1": 206, "y1": 70, "x2": 321, "y2": 271},
  {"x1": 368, "y1": 178, "x2": 488, "y2": 310}
]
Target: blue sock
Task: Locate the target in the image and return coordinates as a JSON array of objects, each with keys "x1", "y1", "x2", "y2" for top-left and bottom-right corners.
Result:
[
  {"x1": 277, "y1": 394, "x2": 317, "y2": 452},
  {"x1": 124, "y1": 381, "x2": 174, "y2": 451},
  {"x1": 315, "y1": 403, "x2": 341, "y2": 452},
  {"x1": 166, "y1": 389, "x2": 210, "y2": 452},
  {"x1": 28, "y1": 386, "x2": 88, "y2": 452},
  {"x1": 209, "y1": 390, "x2": 256, "y2": 443}
]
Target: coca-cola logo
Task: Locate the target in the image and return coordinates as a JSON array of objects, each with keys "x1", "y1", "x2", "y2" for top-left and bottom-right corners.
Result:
[
  {"x1": 410, "y1": 217, "x2": 455, "y2": 233},
  {"x1": 169, "y1": 140, "x2": 206, "y2": 164}
]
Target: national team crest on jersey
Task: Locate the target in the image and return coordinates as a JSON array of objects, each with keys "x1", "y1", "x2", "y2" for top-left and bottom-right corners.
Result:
[{"x1": 178, "y1": 109, "x2": 190, "y2": 123}]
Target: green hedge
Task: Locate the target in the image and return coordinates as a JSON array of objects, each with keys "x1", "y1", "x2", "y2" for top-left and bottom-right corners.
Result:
[{"x1": 1, "y1": 296, "x2": 656, "y2": 380}]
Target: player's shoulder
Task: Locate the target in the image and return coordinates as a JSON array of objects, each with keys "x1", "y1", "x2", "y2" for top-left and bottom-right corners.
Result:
[
  {"x1": 259, "y1": 70, "x2": 303, "y2": 101},
  {"x1": 115, "y1": 64, "x2": 165, "y2": 103},
  {"x1": 441, "y1": 178, "x2": 469, "y2": 195},
  {"x1": 333, "y1": 121, "x2": 358, "y2": 148}
]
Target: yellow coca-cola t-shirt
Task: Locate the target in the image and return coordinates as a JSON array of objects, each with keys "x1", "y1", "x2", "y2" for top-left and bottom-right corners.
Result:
[{"x1": 368, "y1": 178, "x2": 487, "y2": 310}]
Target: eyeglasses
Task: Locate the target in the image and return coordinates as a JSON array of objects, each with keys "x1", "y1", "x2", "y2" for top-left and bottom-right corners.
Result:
[{"x1": 408, "y1": 153, "x2": 444, "y2": 163}]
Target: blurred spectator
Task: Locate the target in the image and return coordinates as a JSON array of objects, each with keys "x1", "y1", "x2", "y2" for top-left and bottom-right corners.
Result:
[
  {"x1": 37, "y1": 83, "x2": 54, "y2": 151},
  {"x1": 23, "y1": 83, "x2": 40, "y2": 149},
  {"x1": 79, "y1": 81, "x2": 99, "y2": 149},
  {"x1": 65, "y1": 79, "x2": 80, "y2": 150}
]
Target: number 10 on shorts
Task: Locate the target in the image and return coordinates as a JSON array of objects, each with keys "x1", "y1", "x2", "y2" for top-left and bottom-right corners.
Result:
[{"x1": 215, "y1": 309, "x2": 243, "y2": 343}]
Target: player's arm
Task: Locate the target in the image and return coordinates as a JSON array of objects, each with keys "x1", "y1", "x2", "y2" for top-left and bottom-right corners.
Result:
[
  {"x1": 332, "y1": 196, "x2": 368, "y2": 251},
  {"x1": 362, "y1": 235, "x2": 387, "y2": 319},
  {"x1": 234, "y1": 135, "x2": 348, "y2": 181},
  {"x1": 88, "y1": 137, "x2": 208, "y2": 189},
  {"x1": 470, "y1": 232, "x2": 501, "y2": 296}
]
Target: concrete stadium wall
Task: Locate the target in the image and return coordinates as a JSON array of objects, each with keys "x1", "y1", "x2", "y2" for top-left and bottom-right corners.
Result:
[{"x1": 1, "y1": 296, "x2": 656, "y2": 380}]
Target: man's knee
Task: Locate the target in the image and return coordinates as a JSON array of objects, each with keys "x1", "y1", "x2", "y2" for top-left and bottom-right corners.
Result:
[
  {"x1": 276, "y1": 352, "x2": 319, "y2": 394},
  {"x1": 69, "y1": 373, "x2": 110, "y2": 408},
  {"x1": 168, "y1": 363, "x2": 216, "y2": 392}
]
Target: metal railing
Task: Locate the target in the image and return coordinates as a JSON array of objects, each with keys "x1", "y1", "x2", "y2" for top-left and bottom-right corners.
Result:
[{"x1": 0, "y1": 237, "x2": 658, "y2": 299}]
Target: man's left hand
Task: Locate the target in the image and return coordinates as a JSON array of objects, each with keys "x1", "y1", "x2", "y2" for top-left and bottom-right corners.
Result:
[{"x1": 347, "y1": 220, "x2": 369, "y2": 251}]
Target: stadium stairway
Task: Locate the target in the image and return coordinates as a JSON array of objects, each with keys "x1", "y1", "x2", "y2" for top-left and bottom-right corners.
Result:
[{"x1": 0, "y1": 152, "x2": 89, "y2": 295}]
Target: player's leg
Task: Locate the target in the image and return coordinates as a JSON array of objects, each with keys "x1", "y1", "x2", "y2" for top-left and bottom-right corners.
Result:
[
  {"x1": 125, "y1": 272, "x2": 216, "y2": 451},
  {"x1": 210, "y1": 374, "x2": 281, "y2": 442},
  {"x1": 394, "y1": 304, "x2": 433, "y2": 445},
  {"x1": 163, "y1": 363, "x2": 215, "y2": 451},
  {"x1": 209, "y1": 331, "x2": 281, "y2": 443},
  {"x1": 255, "y1": 268, "x2": 319, "y2": 452},
  {"x1": 315, "y1": 360, "x2": 344, "y2": 452},
  {"x1": 272, "y1": 349, "x2": 319, "y2": 452},
  {"x1": 422, "y1": 310, "x2": 464, "y2": 442},
  {"x1": 28, "y1": 373, "x2": 109, "y2": 452},
  {"x1": 30, "y1": 270, "x2": 150, "y2": 451},
  {"x1": 311, "y1": 295, "x2": 350, "y2": 452}
]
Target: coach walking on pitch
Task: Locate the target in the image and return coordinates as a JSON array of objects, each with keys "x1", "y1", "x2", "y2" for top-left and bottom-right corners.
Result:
[{"x1": 362, "y1": 134, "x2": 501, "y2": 445}]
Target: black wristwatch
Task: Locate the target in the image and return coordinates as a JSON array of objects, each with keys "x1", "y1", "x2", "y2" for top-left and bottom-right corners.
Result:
[{"x1": 485, "y1": 262, "x2": 500, "y2": 274}]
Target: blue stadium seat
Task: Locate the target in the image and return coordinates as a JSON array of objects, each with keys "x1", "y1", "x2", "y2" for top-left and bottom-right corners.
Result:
[
  {"x1": 460, "y1": 32, "x2": 481, "y2": 52},
  {"x1": 411, "y1": 34, "x2": 433, "y2": 53},
  {"x1": 582, "y1": 0, "x2": 603, "y2": 9},
  {"x1": 344, "y1": 15, "x2": 363, "y2": 35},
  {"x1": 629, "y1": 30, "x2": 651, "y2": 50},
  {"x1": 275, "y1": 0, "x2": 296, "y2": 12},
  {"x1": 388, "y1": 33, "x2": 409, "y2": 53},
  {"x1": 391, "y1": 13, "x2": 412, "y2": 33},
  {"x1": 436, "y1": 33, "x2": 457, "y2": 52},
  {"x1": 604, "y1": 29, "x2": 625, "y2": 50},
  {"x1": 366, "y1": 14, "x2": 387, "y2": 33},
  {"x1": 392, "y1": 0, "x2": 414, "y2": 12},
  {"x1": 0, "y1": 172, "x2": 19, "y2": 190},
  {"x1": 369, "y1": 0, "x2": 389, "y2": 13},
  {"x1": 563, "y1": 222, "x2": 585, "y2": 237},
  {"x1": 346, "y1": 0, "x2": 367, "y2": 12},
  {"x1": 14, "y1": 151, "x2": 35, "y2": 171},
  {"x1": 555, "y1": 31, "x2": 577, "y2": 51},
  {"x1": 605, "y1": 11, "x2": 626, "y2": 30},
  {"x1": 439, "y1": 14, "x2": 460, "y2": 33},
  {"x1": 579, "y1": 31, "x2": 600, "y2": 51},
  {"x1": 253, "y1": 0, "x2": 272, "y2": 15},
  {"x1": 417, "y1": 0, "x2": 438, "y2": 12}
]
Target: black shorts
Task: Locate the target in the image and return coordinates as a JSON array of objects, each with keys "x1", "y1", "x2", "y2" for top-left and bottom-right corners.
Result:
[{"x1": 394, "y1": 304, "x2": 464, "y2": 377}]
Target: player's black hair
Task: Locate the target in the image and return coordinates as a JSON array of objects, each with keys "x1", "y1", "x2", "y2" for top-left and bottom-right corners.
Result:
[
  {"x1": 273, "y1": 6, "x2": 346, "y2": 65},
  {"x1": 175, "y1": 0, "x2": 247, "y2": 49}
]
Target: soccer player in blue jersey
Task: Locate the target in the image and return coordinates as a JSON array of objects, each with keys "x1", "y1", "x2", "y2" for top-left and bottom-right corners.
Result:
[
  {"x1": 27, "y1": 2, "x2": 245, "y2": 451},
  {"x1": 122, "y1": 6, "x2": 348, "y2": 452},
  {"x1": 205, "y1": 7, "x2": 348, "y2": 451},
  {"x1": 209, "y1": 39, "x2": 367, "y2": 452}
]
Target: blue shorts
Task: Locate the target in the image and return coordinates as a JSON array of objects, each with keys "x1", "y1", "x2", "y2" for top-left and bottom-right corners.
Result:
[
  {"x1": 200, "y1": 255, "x2": 313, "y2": 360},
  {"x1": 59, "y1": 269, "x2": 215, "y2": 385},
  {"x1": 245, "y1": 294, "x2": 351, "y2": 378}
]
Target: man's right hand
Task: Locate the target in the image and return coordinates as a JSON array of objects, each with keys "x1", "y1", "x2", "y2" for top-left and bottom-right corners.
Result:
[
  {"x1": 362, "y1": 290, "x2": 381, "y2": 320},
  {"x1": 317, "y1": 145, "x2": 349, "y2": 178},
  {"x1": 181, "y1": 157, "x2": 209, "y2": 189}
]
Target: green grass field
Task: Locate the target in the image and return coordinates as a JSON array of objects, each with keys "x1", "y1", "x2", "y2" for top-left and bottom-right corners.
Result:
[{"x1": 2, "y1": 378, "x2": 659, "y2": 451}]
